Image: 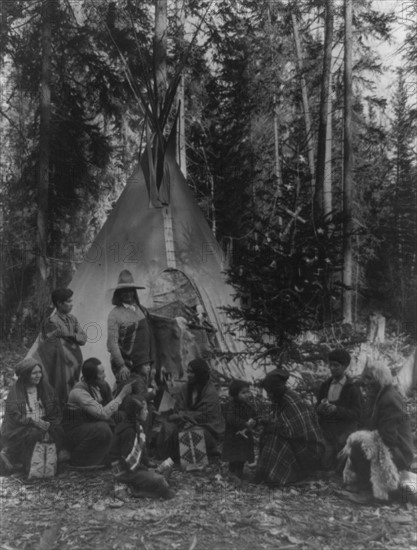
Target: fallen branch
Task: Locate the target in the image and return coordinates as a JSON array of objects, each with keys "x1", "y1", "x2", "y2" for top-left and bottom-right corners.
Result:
[{"x1": 150, "y1": 529, "x2": 182, "y2": 538}]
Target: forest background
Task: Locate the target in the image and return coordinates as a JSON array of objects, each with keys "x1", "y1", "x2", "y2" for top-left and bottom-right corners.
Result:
[{"x1": 0, "y1": 0, "x2": 416, "y2": 360}]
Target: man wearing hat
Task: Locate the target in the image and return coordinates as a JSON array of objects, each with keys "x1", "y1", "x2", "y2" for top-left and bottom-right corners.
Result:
[
  {"x1": 107, "y1": 270, "x2": 154, "y2": 391},
  {"x1": 316, "y1": 349, "x2": 362, "y2": 468},
  {"x1": 255, "y1": 368, "x2": 324, "y2": 486}
]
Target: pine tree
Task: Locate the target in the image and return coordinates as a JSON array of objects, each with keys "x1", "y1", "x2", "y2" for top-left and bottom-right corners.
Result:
[{"x1": 389, "y1": 70, "x2": 417, "y2": 332}]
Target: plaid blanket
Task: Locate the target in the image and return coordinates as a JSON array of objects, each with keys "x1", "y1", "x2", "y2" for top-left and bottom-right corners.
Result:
[{"x1": 256, "y1": 390, "x2": 324, "y2": 485}]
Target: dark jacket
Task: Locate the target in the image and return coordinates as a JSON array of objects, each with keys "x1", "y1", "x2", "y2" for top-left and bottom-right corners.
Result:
[
  {"x1": 316, "y1": 377, "x2": 362, "y2": 447},
  {"x1": 222, "y1": 399, "x2": 255, "y2": 463},
  {"x1": 367, "y1": 385, "x2": 413, "y2": 470},
  {"x1": 175, "y1": 381, "x2": 225, "y2": 440},
  {"x1": 1, "y1": 379, "x2": 61, "y2": 441}
]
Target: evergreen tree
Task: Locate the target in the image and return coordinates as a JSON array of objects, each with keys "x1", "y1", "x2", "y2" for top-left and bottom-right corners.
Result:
[{"x1": 0, "y1": 0, "x2": 153, "y2": 334}]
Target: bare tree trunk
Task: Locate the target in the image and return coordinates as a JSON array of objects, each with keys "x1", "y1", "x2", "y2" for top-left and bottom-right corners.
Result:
[
  {"x1": 0, "y1": 202, "x2": 4, "y2": 338},
  {"x1": 175, "y1": 0, "x2": 187, "y2": 177},
  {"x1": 342, "y1": 0, "x2": 353, "y2": 324},
  {"x1": 155, "y1": 0, "x2": 167, "y2": 102},
  {"x1": 367, "y1": 312, "x2": 386, "y2": 344},
  {"x1": 314, "y1": 0, "x2": 334, "y2": 218},
  {"x1": 176, "y1": 75, "x2": 187, "y2": 177},
  {"x1": 291, "y1": 12, "x2": 316, "y2": 194},
  {"x1": 155, "y1": 0, "x2": 176, "y2": 268},
  {"x1": 37, "y1": 0, "x2": 52, "y2": 302},
  {"x1": 273, "y1": 93, "x2": 283, "y2": 228},
  {"x1": 323, "y1": 68, "x2": 333, "y2": 217}
]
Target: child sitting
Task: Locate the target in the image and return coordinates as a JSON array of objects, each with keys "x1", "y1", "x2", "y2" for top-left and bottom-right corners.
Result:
[
  {"x1": 110, "y1": 397, "x2": 174, "y2": 499},
  {"x1": 222, "y1": 380, "x2": 256, "y2": 478}
]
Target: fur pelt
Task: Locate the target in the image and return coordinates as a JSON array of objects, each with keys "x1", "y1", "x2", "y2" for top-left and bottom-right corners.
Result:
[{"x1": 341, "y1": 430, "x2": 400, "y2": 501}]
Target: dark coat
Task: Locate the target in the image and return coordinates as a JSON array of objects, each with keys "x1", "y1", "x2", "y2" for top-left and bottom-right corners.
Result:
[
  {"x1": 366, "y1": 385, "x2": 413, "y2": 470},
  {"x1": 155, "y1": 380, "x2": 225, "y2": 461},
  {"x1": 1, "y1": 379, "x2": 62, "y2": 442},
  {"x1": 221, "y1": 398, "x2": 255, "y2": 463},
  {"x1": 175, "y1": 381, "x2": 225, "y2": 440},
  {"x1": 1, "y1": 378, "x2": 64, "y2": 469},
  {"x1": 316, "y1": 376, "x2": 362, "y2": 450}
]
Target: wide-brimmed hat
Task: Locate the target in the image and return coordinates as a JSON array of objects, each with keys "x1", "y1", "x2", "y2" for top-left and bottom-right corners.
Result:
[{"x1": 110, "y1": 270, "x2": 145, "y2": 291}]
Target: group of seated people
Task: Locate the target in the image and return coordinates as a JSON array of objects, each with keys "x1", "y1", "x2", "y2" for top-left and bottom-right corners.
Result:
[{"x1": 0, "y1": 349, "x2": 414, "y2": 503}]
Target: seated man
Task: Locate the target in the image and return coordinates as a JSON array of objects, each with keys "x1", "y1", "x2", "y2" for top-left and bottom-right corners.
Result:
[
  {"x1": 316, "y1": 349, "x2": 362, "y2": 468},
  {"x1": 156, "y1": 359, "x2": 225, "y2": 461},
  {"x1": 255, "y1": 368, "x2": 324, "y2": 486},
  {"x1": 63, "y1": 358, "x2": 132, "y2": 468},
  {"x1": 342, "y1": 362, "x2": 413, "y2": 501}
]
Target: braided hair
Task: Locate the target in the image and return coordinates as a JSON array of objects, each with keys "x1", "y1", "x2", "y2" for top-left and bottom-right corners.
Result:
[
  {"x1": 18, "y1": 365, "x2": 43, "y2": 412},
  {"x1": 81, "y1": 357, "x2": 102, "y2": 400}
]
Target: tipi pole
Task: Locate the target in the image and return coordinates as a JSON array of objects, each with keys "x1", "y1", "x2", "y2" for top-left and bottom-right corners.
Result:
[
  {"x1": 155, "y1": 0, "x2": 176, "y2": 269},
  {"x1": 162, "y1": 207, "x2": 177, "y2": 269}
]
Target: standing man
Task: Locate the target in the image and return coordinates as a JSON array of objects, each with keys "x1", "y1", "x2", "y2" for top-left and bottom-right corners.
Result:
[
  {"x1": 107, "y1": 270, "x2": 153, "y2": 392},
  {"x1": 316, "y1": 349, "x2": 362, "y2": 468},
  {"x1": 37, "y1": 288, "x2": 87, "y2": 404}
]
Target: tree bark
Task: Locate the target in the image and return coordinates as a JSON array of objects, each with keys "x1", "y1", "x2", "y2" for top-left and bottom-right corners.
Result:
[
  {"x1": 314, "y1": 0, "x2": 334, "y2": 218},
  {"x1": 155, "y1": 0, "x2": 168, "y2": 101},
  {"x1": 273, "y1": 93, "x2": 283, "y2": 228},
  {"x1": 342, "y1": 0, "x2": 353, "y2": 324},
  {"x1": 367, "y1": 313, "x2": 386, "y2": 344},
  {"x1": 155, "y1": 0, "x2": 175, "y2": 268},
  {"x1": 291, "y1": 12, "x2": 316, "y2": 195},
  {"x1": 323, "y1": 68, "x2": 333, "y2": 218},
  {"x1": 175, "y1": 0, "x2": 187, "y2": 178},
  {"x1": 0, "y1": 203, "x2": 4, "y2": 338},
  {"x1": 37, "y1": 0, "x2": 52, "y2": 296}
]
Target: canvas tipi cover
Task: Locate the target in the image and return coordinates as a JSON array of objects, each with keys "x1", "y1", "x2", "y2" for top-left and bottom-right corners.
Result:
[{"x1": 31, "y1": 146, "x2": 255, "y2": 383}]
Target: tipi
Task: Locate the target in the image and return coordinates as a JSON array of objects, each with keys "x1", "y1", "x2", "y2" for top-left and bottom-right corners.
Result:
[{"x1": 30, "y1": 136, "x2": 257, "y2": 383}]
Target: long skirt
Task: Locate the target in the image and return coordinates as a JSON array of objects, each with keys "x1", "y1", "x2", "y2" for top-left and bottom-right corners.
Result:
[{"x1": 5, "y1": 424, "x2": 65, "y2": 471}]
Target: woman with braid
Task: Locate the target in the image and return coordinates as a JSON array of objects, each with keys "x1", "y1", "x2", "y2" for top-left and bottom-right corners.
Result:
[
  {"x1": 0, "y1": 358, "x2": 65, "y2": 474},
  {"x1": 156, "y1": 359, "x2": 224, "y2": 461}
]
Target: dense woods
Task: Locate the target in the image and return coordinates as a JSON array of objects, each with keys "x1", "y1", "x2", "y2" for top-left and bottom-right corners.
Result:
[{"x1": 0, "y1": 0, "x2": 416, "y2": 351}]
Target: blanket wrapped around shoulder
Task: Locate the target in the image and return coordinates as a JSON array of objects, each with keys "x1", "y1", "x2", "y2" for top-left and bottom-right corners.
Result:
[{"x1": 341, "y1": 430, "x2": 400, "y2": 501}]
